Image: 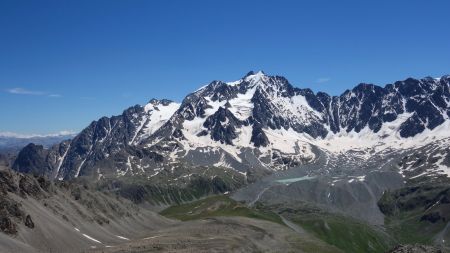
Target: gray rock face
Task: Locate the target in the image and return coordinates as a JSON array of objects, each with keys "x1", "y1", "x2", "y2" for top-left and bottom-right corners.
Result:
[
  {"x1": 12, "y1": 143, "x2": 59, "y2": 178},
  {"x1": 387, "y1": 244, "x2": 443, "y2": 253},
  {"x1": 14, "y1": 99, "x2": 179, "y2": 180},
  {"x1": 202, "y1": 107, "x2": 245, "y2": 145}
]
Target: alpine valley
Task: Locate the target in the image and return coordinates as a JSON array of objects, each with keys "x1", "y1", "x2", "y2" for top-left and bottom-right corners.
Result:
[{"x1": 3, "y1": 71, "x2": 450, "y2": 253}]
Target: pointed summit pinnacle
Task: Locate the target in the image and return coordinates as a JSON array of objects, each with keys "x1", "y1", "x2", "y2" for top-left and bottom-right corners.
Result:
[{"x1": 244, "y1": 70, "x2": 265, "y2": 78}]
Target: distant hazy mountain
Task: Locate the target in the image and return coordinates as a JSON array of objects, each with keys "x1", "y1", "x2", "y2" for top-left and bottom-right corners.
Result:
[{"x1": 0, "y1": 132, "x2": 76, "y2": 153}]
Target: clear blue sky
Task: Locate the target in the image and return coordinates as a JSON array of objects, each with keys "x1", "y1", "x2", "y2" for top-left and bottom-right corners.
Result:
[{"x1": 1, "y1": 0, "x2": 449, "y2": 134}]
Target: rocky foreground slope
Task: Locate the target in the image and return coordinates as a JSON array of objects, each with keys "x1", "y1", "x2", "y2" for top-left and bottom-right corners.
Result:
[{"x1": 0, "y1": 167, "x2": 173, "y2": 253}]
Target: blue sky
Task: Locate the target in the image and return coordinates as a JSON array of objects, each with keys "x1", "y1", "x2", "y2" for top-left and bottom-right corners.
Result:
[{"x1": 1, "y1": 0, "x2": 449, "y2": 134}]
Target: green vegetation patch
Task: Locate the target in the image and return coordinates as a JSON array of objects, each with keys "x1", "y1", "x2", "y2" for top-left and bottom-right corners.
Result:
[
  {"x1": 383, "y1": 211, "x2": 446, "y2": 245},
  {"x1": 378, "y1": 182, "x2": 450, "y2": 247},
  {"x1": 160, "y1": 195, "x2": 283, "y2": 225},
  {"x1": 378, "y1": 183, "x2": 450, "y2": 247},
  {"x1": 276, "y1": 205, "x2": 394, "y2": 253}
]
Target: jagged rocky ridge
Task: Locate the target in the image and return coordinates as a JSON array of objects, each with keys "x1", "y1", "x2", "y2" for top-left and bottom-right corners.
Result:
[{"x1": 13, "y1": 71, "x2": 450, "y2": 181}]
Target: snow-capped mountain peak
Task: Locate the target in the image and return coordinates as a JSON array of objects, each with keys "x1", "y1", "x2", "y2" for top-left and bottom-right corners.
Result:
[
  {"x1": 243, "y1": 70, "x2": 266, "y2": 84},
  {"x1": 140, "y1": 99, "x2": 180, "y2": 140}
]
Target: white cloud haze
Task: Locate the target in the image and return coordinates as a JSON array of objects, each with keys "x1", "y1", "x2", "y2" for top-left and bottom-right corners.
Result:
[
  {"x1": 6, "y1": 87, "x2": 61, "y2": 97},
  {"x1": 7, "y1": 87, "x2": 44, "y2": 95},
  {"x1": 315, "y1": 77, "x2": 331, "y2": 83},
  {"x1": 0, "y1": 130, "x2": 77, "y2": 138}
]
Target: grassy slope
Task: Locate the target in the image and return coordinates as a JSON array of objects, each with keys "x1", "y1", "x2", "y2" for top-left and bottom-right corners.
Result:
[
  {"x1": 383, "y1": 211, "x2": 447, "y2": 244},
  {"x1": 97, "y1": 165, "x2": 246, "y2": 205},
  {"x1": 378, "y1": 183, "x2": 450, "y2": 247},
  {"x1": 270, "y1": 203, "x2": 395, "y2": 253},
  {"x1": 291, "y1": 214, "x2": 393, "y2": 253},
  {"x1": 161, "y1": 195, "x2": 385, "y2": 253},
  {"x1": 160, "y1": 194, "x2": 283, "y2": 225}
]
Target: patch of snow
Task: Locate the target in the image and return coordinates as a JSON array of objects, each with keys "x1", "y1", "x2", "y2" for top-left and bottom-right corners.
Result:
[
  {"x1": 244, "y1": 71, "x2": 266, "y2": 84},
  {"x1": 148, "y1": 168, "x2": 163, "y2": 178},
  {"x1": 129, "y1": 116, "x2": 147, "y2": 145},
  {"x1": 227, "y1": 86, "x2": 257, "y2": 120},
  {"x1": 126, "y1": 156, "x2": 132, "y2": 171},
  {"x1": 356, "y1": 175, "x2": 366, "y2": 181},
  {"x1": 54, "y1": 143, "x2": 70, "y2": 179},
  {"x1": 435, "y1": 156, "x2": 450, "y2": 177},
  {"x1": 213, "y1": 153, "x2": 232, "y2": 168},
  {"x1": 82, "y1": 234, "x2": 102, "y2": 244},
  {"x1": 75, "y1": 144, "x2": 92, "y2": 178},
  {"x1": 410, "y1": 171, "x2": 429, "y2": 179},
  {"x1": 263, "y1": 127, "x2": 314, "y2": 159},
  {"x1": 75, "y1": 157, "x2": 87, "y2": 178},
  {"x1": 143, "y1": 235, "x2": 162, "y2": 240},
  {"x1": 140, "y1": 101, "x2": 180, "y2": 140},
  {"x1": 314, "y1": 113, "x2": 450, "y2": 155},
  {"x1": 116, "y1": 235, "x2": 130, "y2": 240}
]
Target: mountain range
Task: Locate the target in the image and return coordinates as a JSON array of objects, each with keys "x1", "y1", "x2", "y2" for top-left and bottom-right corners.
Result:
[
  {"x1": 13, "y1": 71, "x2": 450, "y2": 181},
  {"x1": 7, "y1": 71, "x2": 450, "y2": 252}
]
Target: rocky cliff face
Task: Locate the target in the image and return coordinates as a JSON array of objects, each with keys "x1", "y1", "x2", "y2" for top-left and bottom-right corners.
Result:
[{"x1": 13, "y1": 99, "x2": 180, "y2": 180}]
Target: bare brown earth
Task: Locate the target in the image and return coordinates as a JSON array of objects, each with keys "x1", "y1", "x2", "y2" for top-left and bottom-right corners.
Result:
[{"x1": 86, "y1": 217, "x2": 341, "y2": 253}]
